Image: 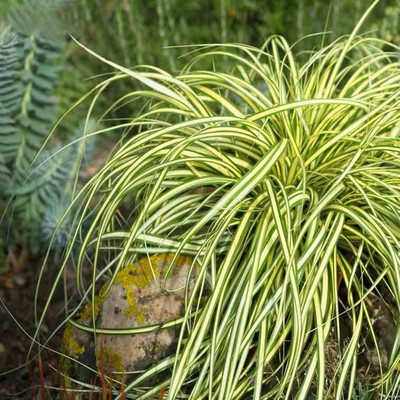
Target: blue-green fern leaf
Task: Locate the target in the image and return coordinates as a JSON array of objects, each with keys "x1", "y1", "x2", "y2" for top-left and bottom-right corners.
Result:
[
  {"x1": 0, "y1": 25, "x2": 22, "y2": 162},
  {"x1": 0, "y1": 153, "x2": 10, "y2": 191},
  {"x1": 10, "y1": 119, "x2": 97, "y2": 250}
]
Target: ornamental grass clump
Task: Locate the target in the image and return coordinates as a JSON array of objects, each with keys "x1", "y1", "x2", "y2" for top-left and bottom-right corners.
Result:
[{"x1": 37, "y1": 4, "x2": 400, "y2": 399}]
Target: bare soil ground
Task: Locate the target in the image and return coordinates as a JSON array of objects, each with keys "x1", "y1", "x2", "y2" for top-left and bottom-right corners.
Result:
[{"x1": 0, "y1": 252, "x2": 66, "y2": 399}]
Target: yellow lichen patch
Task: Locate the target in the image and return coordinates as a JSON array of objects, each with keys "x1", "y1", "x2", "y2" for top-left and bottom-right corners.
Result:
[
  {"x1": 97, "y1": 346, "x2": 125, "y2": 382},
  {"x1": 114, "y1": 253, "x2": 196, "y2": 324},
  {"x1": 77, "y1": 300, "x2": 99, "y2": 323},
  {"x1": 77, "y1": 283, "x2": 109, "y2": 322},
  {"x1": 61, "y1": 323, "x2": 85, "y2": 359},
  {"x1": 115, "y1": 253, "x2": 196, "y2": 289},
  {"x1": 114, "y1": 256, "x2": 161, "y2": 290},
  {"x1": 126, "y1": 286, "x2": 147, "y2": 324},
  {"x1": 161, "y1": 253, "x2": 198, "y2": 277},
  {"x1": 59, "y1": 323, "x2": 85, "y2": 389},
  {"x1": 59, "y1": 354, "x2": 72, "y2": 388},
  {"x1": 104, "y1": 347, "x2": 124, "y2": 373}
]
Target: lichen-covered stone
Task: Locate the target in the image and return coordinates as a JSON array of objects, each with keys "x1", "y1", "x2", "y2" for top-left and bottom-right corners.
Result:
[{"x1": 60, "y1": 253, "x2": 198, "y2": 385}]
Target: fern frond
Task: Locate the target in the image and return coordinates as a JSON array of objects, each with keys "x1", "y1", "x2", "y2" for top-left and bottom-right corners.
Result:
[
  {"x1": 10, "y1": 119, "x2": 97, "y2": 250},
  {"x1": 0, "y1": 26, "x2": 63, "y2": 170},
  {"x1": 40, "y1": 199, "x2": 72, "y2": 249},
  {"x1": 14, "y1": 34, "x2": 62, "y2": 168},
  {"x1": 0, "y1": 24, "x2": 22, "y2": 162},
  {"x1": 0, "y1": 152, "x2": 10, "y2": 190},
  {"x1": 0, "y1": 3, "x2": 88, "y2": 252}
]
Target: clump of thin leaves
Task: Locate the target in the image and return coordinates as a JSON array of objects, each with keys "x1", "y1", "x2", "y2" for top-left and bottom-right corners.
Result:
[{"x1": 36, "y1": 5, "x2": 400, "y2": 400}]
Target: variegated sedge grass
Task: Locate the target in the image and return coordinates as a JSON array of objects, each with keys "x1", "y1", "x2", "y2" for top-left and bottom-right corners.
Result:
[{"x1": 32, "y1": 2, "x2": 400, "y2": 398}]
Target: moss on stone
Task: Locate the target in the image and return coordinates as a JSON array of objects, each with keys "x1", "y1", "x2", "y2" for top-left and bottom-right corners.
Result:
[
  {"x1": 61, "y1": 323, "x2": 85, "y2": 359},
  {"x1": 104, "y1": 347, "x2": 124, "y2": 373},
  {"x1": 59, "y1": 323, "x2": 85, "y2": 388},
  {"x1": 125, "y1": 286, "x2": 147, "y2": 324},
  {"x1": 96, "y1": 345, "x2": 125, "y2": 382},
  {"x1": 77, "y1": 283, "x2": 110, "y2": 323},
  {"x1": 113, "y1": 253, "x2": 196, "y2": 325},
  {"x1": 114, "y1": 256, "x2": 160, "y2": 289}
]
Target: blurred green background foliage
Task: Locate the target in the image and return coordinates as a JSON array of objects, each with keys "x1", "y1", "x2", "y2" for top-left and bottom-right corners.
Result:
[{"x1": 0, "y1": 0, "x2": 400, "y2": 255}]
